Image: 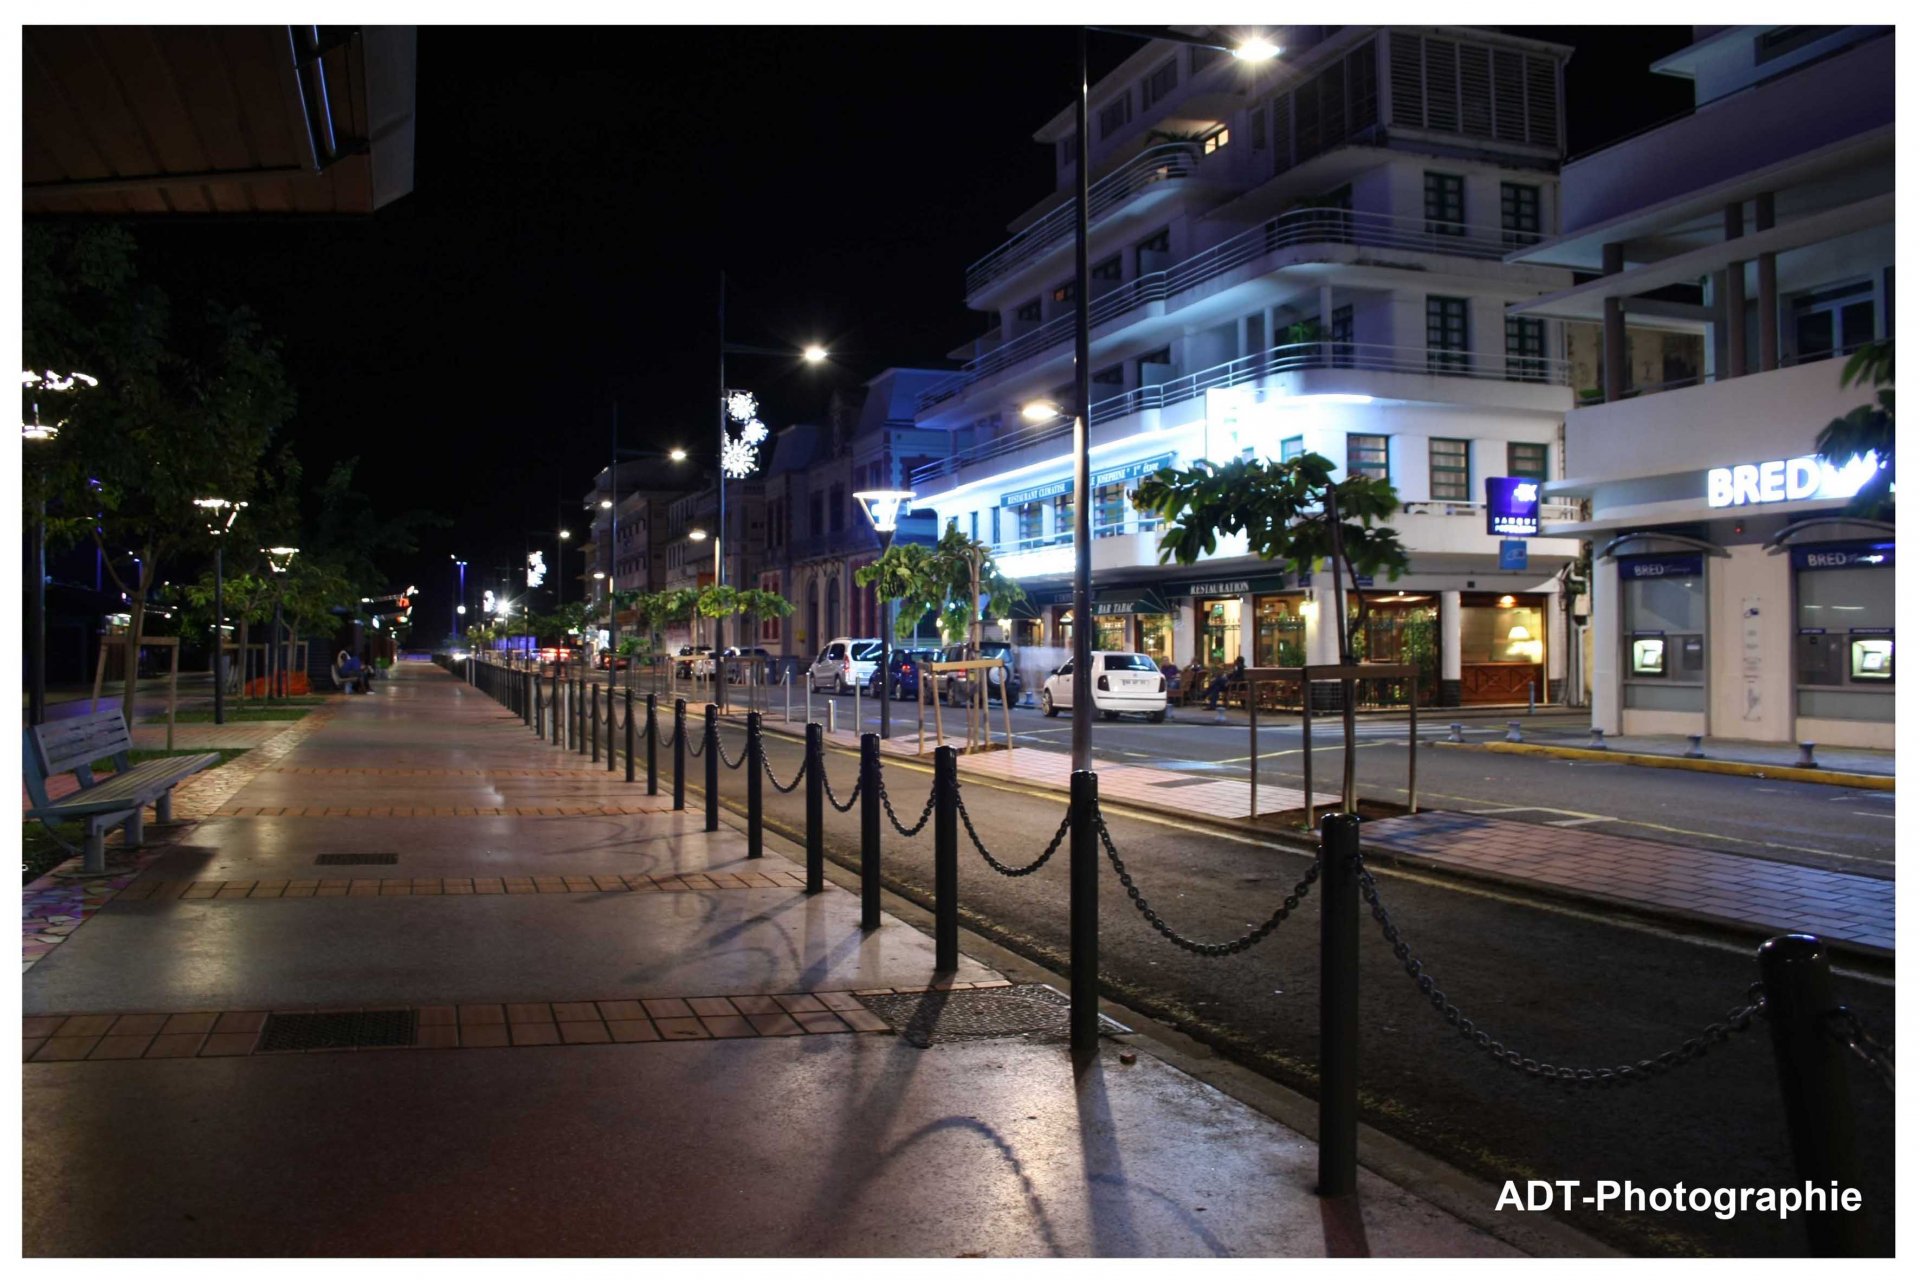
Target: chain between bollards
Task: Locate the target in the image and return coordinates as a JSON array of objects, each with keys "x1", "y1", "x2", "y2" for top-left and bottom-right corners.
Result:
[
  {"x1": 672, "y1": 698, "x2": 686, "y2": 812},
  {"x1": 1317, "y1": 812, "x2": 1362, "y2": 1198},
  {"x1": 746, "y1": 712, "x2": 764, "y2": 860},
  {"x1": 1069, "y1": 769, "x2": 1099, "y2": 1061},
  {"x1": 804, "y1": 722, "x2": 824, "y2": 893},
  {"x1": 703, "y1": 705, "x2": 720, "y2": 832},
  {"x1": 859, "y1": 734, "x2": 881, "y2": 931},
  {"x1": 933, "y1": 746, "x2": 958, "y2": 972}
]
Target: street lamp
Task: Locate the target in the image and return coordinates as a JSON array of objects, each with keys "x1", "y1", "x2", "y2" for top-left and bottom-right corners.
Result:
[
  {"x1": 263, "y1": 546, "x2": 298, "y2": 698},
  {"x1": 450, "y1": 556, "x2": 468, "y2": 641},
  {"x1": 194, "y1": 498, "x2": 245, "y2": 724},
  {"x1": 853, "y1": 489, "x2": 915, "y2": 741}
]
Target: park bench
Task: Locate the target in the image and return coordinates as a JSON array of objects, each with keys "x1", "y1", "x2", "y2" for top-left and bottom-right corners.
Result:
[{"x1": 22, "y1": 708, "x2": 220, "y2": 874}]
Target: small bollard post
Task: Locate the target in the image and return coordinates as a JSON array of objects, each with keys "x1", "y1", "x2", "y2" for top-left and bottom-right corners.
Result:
[
  {"x1": 552, "y1": 672, "x2": 562, "y2": 747},
  {"x1": 859, "y1": 733, "x2": 881, "y2": 930},
  {"x1": 804, "y1": 722, "x2": 825, "y2": 893},
  {"x1": 1318, "y1": 812, "x2": 1362, "y2": 1198},
  {"x1": 933, "y1": 746, "x2": 959, "y2": 972},
  {"x1": 1448, "y1": 722, "x2": 1464, "y2": 744},
  {"x1": 746, "y1": 712, "x2": 764, "y2": 860},
  {"x1": 672, "y1": 698, "x2": 687, "y2": 812},
  {"x1": 1588, "y1": 727, "x2": 1606, "y2": 749},
  {"x1": 591, "y1": 683, "x2": 601, "y2": 764},
  {"x1": 1797, "y1": 741, "x2": 1820, "y2": 768},
  {"x1": 1528, "y1": 680, "x2": 1536, "y2": 715},
  {"x1": 524, "y1": 672, "x2": 533, "y2": 725},
  {"x1": 624, "y1": 688, "x2": 636, "y2": 783},
  {"x1": 645, "y1": 693, "x2": 659, "y2": 795},
  {"x1": 607, "y1": 680, "x2": 618, "y2": 772},
  {"x1": 826, "y1": 699, "x2": 836, "y2": 736},
  {"x1": 1685, "y1": 733, "x2": 1705, "y2": 759},
  {"x1": 534, "y1": 676, "x2": 543, "y2": 738},
  {"x1": 1069, "y1": 769, "x2": 1100, "y2": 1061},
  {"x1": 702, "y1": 705, "x2": 720, "y2": 832},
  {"x1": 1505, "y1": 720, "x2": 1523, "y2": 743},
  {"x1": 1757, "y1": 934, "x2": 1864, "y2": 1257}
]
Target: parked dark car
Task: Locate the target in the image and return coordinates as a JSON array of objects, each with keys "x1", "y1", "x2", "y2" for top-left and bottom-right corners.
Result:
[
  {"x1": 942, "y1": 640, "x2": 1022, "y2": 706},
  {"x1": 865, "y1": 648, "x2": 943, "y2": 701},
  {"x1": 722, "y1": 646, "x2": 776, "y2": 683}
]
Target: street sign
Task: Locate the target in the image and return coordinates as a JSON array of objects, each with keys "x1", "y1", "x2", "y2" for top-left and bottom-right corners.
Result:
[
  {"x1": 1485, "y1": 476, "x2": 1542, "y2": 536},
  {"x1": 1499, "y1": 540, "x2": 1528, "y2": 571}
]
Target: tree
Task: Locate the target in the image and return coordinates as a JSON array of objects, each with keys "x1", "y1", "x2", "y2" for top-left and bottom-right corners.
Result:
[
  {"x1": 855, "y1": 525, "x2": 1026, "y2": 647},
  {"x1": 1814, "y1": 338, "x2": 1894, "y2": 522},
  {"x1": 25, "y1": 224, "x2": 294, "y2": 717},
  {"x1": 180, "y1": 569, "x2": 275, "y2": 699},
  {"x1": 1132, "y1": 454, "x2": 1408, "y2": 811}
]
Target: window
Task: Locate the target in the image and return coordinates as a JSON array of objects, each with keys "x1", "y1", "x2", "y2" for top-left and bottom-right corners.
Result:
[
  {"x1": 1429, "y1": 438, "x2": 1470, "y2": 501},
  {"x1": 1135, "y1": 347, "x2": 1172, "y2": 382},
  {"x1": 1098, "y1": 94, "x2": 1132, "y2": 139},
  {"x1": 1134, "y1": 228, "x2": 1169, "y2": 274},
  {"x1": 1092, "y1": 363, "x2": 1124, "y2": 389},
  {"x1": 1427, "y1": 296, "x2": 1469, "y2": 373},
  {"x1": 809, "y1": 493, "x2": 823, "y2": 537},
  {"x1": 1505, "y1": 316, "x2": 1547, "y2": 382},
  {"x1": 1329, "y1": 304, "x2": 1354, "y2": 367},
  {"x1": 1051, "y1": 279, "x2": 1077, "y2": 305},
  {"x1": 1095, "y1": 482, "x2": 1127, "y2": 536},
  {"x1": 1057, "y1": 138, "x2": 1074, "y2": 169},
  {"x1": 1245, "y1": 314, "x2": 1265, "y2": 354},
  {"x1": 1281, "y1": 435, "x2": 1305, "y2": 462},
  {"x1": 759, "y1": 573, "x2": 782, "y2": 642},
  {"x1": 1795, "y1": 551, "x2": 1895, "y2": 721},
  {"x1": 1424, "y1": 172, "x2": 1465, "y2": 236},
  {"x1": 1272, "y1": 38, "x2": 1379, "y2": 172},
  {"x1": 1202, "y1": 126, "x2": 1230, "y2": 155},
  {"x1": 1014, "y1": 297, "x2": 1042, "y2": 324},
  {"x1": 1622, "y1": 565, "x2": 1706, "y2": 711},
  {"x1": 1501, "y1": 183, "x2": 1541, "y2": 246},
  {"x1": 1016, "y1": 501, "x2": 1043, "y2": 544},
  {"x1": 829, "y1": 484, "x2": 844, "y2": 533},
  {"x1": 1390, "y1": 32, "x2": 1558, "y2": 147},
  {"x1": 1508, "y1": 441, "x2": 1548, "y2": 482},
  {"x1": 1051, "y1": 492, "x2": 1074, "y2": 545},
  {"x1": 1141, "y1": 60, "x2": 1177, "y2": 111},
  {"x1": 989, "y1": 507, "x2": 1001, "y2": 545},
  {"x1": 1091, "y1": 254, "x2": 1122, "y2": 283},
  {"x1": 1348, "y1": 434, "x2": 1389, "y2": 482},
  {"x1": 1756, "y1": 26, "x2": 1844, "y2": 64},
  {"x1": 969, "y1": 510, "x2": 978, "y2": 542},
  {"x1": 1791, "y1": 281, "x2": 1878, "y2": 364}
]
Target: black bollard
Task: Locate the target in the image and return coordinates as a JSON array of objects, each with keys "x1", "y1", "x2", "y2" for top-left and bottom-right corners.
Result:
[
  {"x1": 934, "y1": 746, "x2": 959, "y2": 972},
  {"x1": 703, "y1": 705, "x2": 720, "y2": 833},
  {"x1": 607, "y1": 679, "x2": 617, "y2": 773},
  {"x1": 534, "y1": 674, "x2": 543, "y2": 738},
  {"x1": 1317, "y1": 812, "x2": 1361, "y2": 1198},
  {"x1": 672, "y1": 698, "x2": 687, "y2": 812},
  {"x1": 645, "y1": 693, "x2": 658, "y2": 796},
  {"x1": 624, "y1": 688, "x2": 636, "y2": 784},
  {"x1": 746, "y1": 713, "x2": 764, "y2": 860},
  {"x1": 1069, "y1": 769, "x2": 1099, "y2": 1060},
  {"x1": 590, "y1": 682, "x2": 600, "y2": 764},
  {"x1": 859, "y1": 734, "x2": 881, "y2": 931},
  {"x1": 578, "y1": 677, "x2": 588, "y2": 755},
  {"x1": 552, "y1": 672, "x2": 561, "y2": 747},
  {"x1": 1758, "y1": 934, "x2": 1864, "y2": 1256},
  {"x1": 804, "y1": 722, "x2": 824, "y2": 894}
]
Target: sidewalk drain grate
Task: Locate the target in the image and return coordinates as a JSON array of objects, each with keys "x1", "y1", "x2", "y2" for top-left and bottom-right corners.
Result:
[
  {"x1": 856, "y1": 984, "x2": 1130, "y2": 1049},
  {"x1": 314, "y1": 853, "x2": 398, "y2": 866},
  {"x1": 257, "y1": 1009, "x2": 418, "y2": 1052}
]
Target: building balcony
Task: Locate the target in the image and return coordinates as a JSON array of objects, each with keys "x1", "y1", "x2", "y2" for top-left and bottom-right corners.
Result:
[
  {"x1": 924, "y1": 207, "x2": 1528, "y2": 415},
  {"x1": 911, "y1": 339, "x2": 1571, "y2": 493}
]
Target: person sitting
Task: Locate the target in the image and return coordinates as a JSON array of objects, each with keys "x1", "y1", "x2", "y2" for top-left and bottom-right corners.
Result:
[
  {"x1": 338, "y1": 651, "x2": 367, "y2": 694},
  {"x1": 1205, "y1": 656, "x2": 1247, "y2": 711}
]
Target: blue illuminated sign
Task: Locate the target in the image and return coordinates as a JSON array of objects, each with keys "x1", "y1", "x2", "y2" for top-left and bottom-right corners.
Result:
[
  {"x1": 1499, "y1": 539, "x2": 1529, "y2": 571},
  {"x1": 1002, "y1": 453, "x2": 1175, "y2": 508},
  {"x1": 1788, "y1": 541, "x2": 1894, "y2": 572},
  {"x1": 1618, "y1": 554, "x2": 1703, "y2": 580},
  {"x1": 1484, "y1": 476, "x2": 1541, "y2": 536}
]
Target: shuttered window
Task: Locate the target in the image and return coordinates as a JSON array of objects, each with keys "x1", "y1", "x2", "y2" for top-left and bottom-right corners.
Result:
[
  {"x1": 1388, "y1": 31, "x2": 1559, "y2": 150},
  {"x1": 1268, "y1": 37, "x2": 1377, "y2": 174},
  {"x1": 1429, "y1": 438, "x2": 1471, "y2": 501}
]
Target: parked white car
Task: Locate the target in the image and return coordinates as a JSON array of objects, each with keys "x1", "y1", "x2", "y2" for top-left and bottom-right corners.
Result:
[
  {"x1": 809, "y1": 637, "x2": 882, "y2": 694},
  {"x1": 1040, "y1": 651, "x2": 1169, "y2": 722}
]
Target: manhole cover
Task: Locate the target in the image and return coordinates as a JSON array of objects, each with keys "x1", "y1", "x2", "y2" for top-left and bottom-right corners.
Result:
[
  {"x1": 856, "y1": 984, "x2": 1130, "y2": 1049},
  {"x1": 257, "y1": 1009, "x2": 418, "y2": 1052},
  {"x1": 314, "y1": 853, "x2": 398, "y2": 866}
]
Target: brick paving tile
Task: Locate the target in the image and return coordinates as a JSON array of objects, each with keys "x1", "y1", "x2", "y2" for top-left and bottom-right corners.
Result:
[
  {"x1": 654, "y1": 1017, "x2": 710, "y2": 1040},
  {"x1": 198, "y1": 1033, "x2": 258, "y2": 1056},
  {"x1": 23, "y1": 1038, "x2": 47, "y2": 1061},
  {"x1": 595, "y1": 1000, "x2": 647, "y2": 1021},
  {"x1": 793, "y1": 1010, "x2": 847, "y2": 1034},
  {"x1": 282, "y1": 886, "x2": 317, "y2": 898},
  {"x1": 607, "y1": 1020, "x2": 661, "y2": 1043},
  {"x1": 458, "y1": 1004, "x2": 506, "y2": 1026},
  {"x1": 642, "y1": 998, "x2": 694, "y2": 1019},
  {"x1": 142, "y1": 1033, "x2": 206, "y2": 1058},
  {"x1": 698, "y1": 1015, "x2": 757, "y2": 1039},
  {"x1": 459, "y1": 1024, "x2": 510, "y2": 1048},
  {"x1": 726, "y1": 995, "x2": 783, "y2": 1015},
  {"x1": 473, "y1": 879, "x2": 505, "y2": 893},
  {"x1": 509, "y1": 1022, "x2": 561, "y2": 1046},
  {"x1": 836, "y1": 1010, "x2": 893, "y2": 1034},
  {"x1": 814, "y1": 992, "x2": 864, "y2": 1011},
  {"x1": 658, "y1": 881, "x2": 691, "y2": 892},
  {"x1": 162, "y1": 1012, "x2": 218, "y2": 1035},
  {"x1": 774, "y1": 993, "x2": 826, "y2": 1014},
  {"x1": 34, "y1": 1036, "x2": 102, "y2": 1061},
  {"x1": 686, "y1": 997, "x2": 735, "y2": 1017},
  {"x1": 506, "y1": 1003, "x2": 554, "y2": 1024},
  {"x1": 550, "y1": 1001, "x2": 600, "y2": 1022},
  {"x1": 416, "y1": 1006, "x2": 457, "y2": 1026},
  {"x1": 414, "y1": 1025, "x2": 460, "y2": 1050},
  {"x1": 746, "y1": 1013, "x2": 805, "y2": 1036},
  {"x1": 23, "y1": 1016, "x2": 66, "y2": 1038},
  {"x1": 214, "y1": 1011, "x2": 266, "y2": 1034},
  {"x1": 559, "y1": 1021, "x2": 612, "y2": 1044},
  {"x1": 88, "y1": 1035, "x2": 154, "y2": 1060}
]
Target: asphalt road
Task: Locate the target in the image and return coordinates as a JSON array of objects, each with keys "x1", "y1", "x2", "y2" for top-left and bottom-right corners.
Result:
[
  {"x1": 765, "y1": 695, "x2": 1895, "y2": 874},
  {"x1": 668, "y1": 718, "x2": 1895, "y2": 1258}
]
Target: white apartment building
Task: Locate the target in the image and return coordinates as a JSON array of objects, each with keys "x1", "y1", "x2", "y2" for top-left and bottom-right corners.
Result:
[
  {"x1": 912, "y1": 25, "x2": 1583, "y2": 705},
  {"x1": 1514, "y1": 26, "x2": 1894, "y2": 747}
]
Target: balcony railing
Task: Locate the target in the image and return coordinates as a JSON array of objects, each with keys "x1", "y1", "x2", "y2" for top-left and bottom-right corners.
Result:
[
  {"x1": 964, "y1": 143, "x2": 1201, "y2": 297},
  {"x1": 910, "y1": 339, "x2": 1571, "y2": 488},
  {"x1": 1401, "y1": 499, "x2": 1585, "y2": 523},
  {"x1": 923, "y1": 207, "x2": 1525, "y2": 414},
  {"x1": 1572, "y1": 341, "x2": 1871, "y2": 407}
]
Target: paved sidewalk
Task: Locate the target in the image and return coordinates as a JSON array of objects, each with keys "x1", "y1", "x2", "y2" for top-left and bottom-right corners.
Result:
[
  {"x1": 22, "y1": 663, "x2": 1520, "y2": 1258},
  {"x1": 1465, "y1": 726, "x2": 1894, "y2": 782}
]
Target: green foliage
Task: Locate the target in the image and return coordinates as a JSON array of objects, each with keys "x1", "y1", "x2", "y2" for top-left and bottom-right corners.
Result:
[
  {"x1": 1814, "y1": 338, "x2": 1894, "y2": 520},
  {"x1": 695, "y1": 584, "x2": 739, "y2": 620},
  {"x1": 733, "y1": 588, "x2": 795, "y2": 621},
  {"x1": 855, "y1": 526, "x2": 1027, "y2": 644}
]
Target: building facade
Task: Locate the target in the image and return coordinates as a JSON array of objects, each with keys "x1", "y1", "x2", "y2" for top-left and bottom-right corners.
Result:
[
  {"x1": 1515, "y1": 26, "x2": 1894, "y2": 746},
  {"x1": 911, "y1": 26, "x2": 1584, "y2": 704}
]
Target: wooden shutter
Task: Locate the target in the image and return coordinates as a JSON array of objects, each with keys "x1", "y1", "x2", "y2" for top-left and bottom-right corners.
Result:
[
  {"x1": 1389, "y1": 33, "x2": 1424, "y2": 126},
  {"x1": 1492, "y1": 49, "x2": 1527, "y2": 141},
  {"x1": 1424, "y1": 39, "x2": 1459, "y2": 133},
  {"x1": 1458, "y1": 44, "x2": 1493, "y2": 138},
  {"x1": 1525, "y1": 54, "x2": 1560, "y2": 148}
]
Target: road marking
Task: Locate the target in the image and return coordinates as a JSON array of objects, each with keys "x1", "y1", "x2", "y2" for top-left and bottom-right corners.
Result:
[
  {"x1": 1222, "y1": 741, "x2": 1397, "y2": 765},
  {"x1": 1544, "y1": 817, "x2": 1613, "y2": 828},
  {"x1": 1853, "y1": 812, "x2": 1896, "y2": 820}
]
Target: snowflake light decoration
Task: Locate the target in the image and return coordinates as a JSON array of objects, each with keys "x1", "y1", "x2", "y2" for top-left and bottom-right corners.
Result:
[
  {"x1": 721, "y1": 435, "x2": 759, "y2": 479},
  {"x1": 740, "y1": 418, "x2": 769, "y2": 446},
  {"x1": 726, "y1": 391, "x2": 759, "y2": 424}
]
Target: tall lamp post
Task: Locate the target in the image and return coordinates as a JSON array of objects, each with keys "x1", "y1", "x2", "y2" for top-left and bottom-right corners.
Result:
[
  {"x1": 450, "y1": 556, "x2": 467, "y2": 642},
  {"x1": 23, "y1": 369, "x2": 98, "y2": 726},
  {"x1": 852, "y1": 490, "x2": 916, "y2": 741},
  {"x1": 264, "y1": 545, "x2": 299, "y2": 698},
  {"x1": 193, "y1": 499, "x2": 245, "y2": 725}
]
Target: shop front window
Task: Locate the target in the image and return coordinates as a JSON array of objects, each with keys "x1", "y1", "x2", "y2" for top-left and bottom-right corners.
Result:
[
  {"x1": 1621, "y1": 564, "x2": 1705, "y2": 712},
  {"x1": 1795, "y1": 545, "x2": 1894, "y2": 722},
  {"x1": 1254, "y1": 596, "x2": 1306, "y2": 668},
  {"x1": 1094, "y1": 615, "x2": 1128, "y2": 652},
  {"x1": 1139, "y1": 613, "x2": 1173, "y2": 667},
  {"x1": 1200, "y1": 598, "x2": 1242, "y2": 664}
]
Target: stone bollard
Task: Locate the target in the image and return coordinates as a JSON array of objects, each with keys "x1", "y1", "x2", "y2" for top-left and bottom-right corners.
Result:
[
  {"x1": 1505, "y1": 720, "x2": 1523, "y2": 744},
  {"x1": 1797, "y1": 741, "x2": 1820, "y2": 769},
  {"x1": 1447, "y1": 722, "x2": 1464, "y2": 744},
  {"x1": 1588, "y1": 727, "x2": 1606, "y2": 750},
  {"x1": 1684, "y1": 733, "x2": 1706, "y2": 759}
]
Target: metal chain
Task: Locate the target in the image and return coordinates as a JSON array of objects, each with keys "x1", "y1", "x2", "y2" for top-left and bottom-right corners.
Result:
[
  {"x1": 1354, "y1": 854, "x2": 1765, "y2": 1086},
  {"x1": 879, "y1": 771, "x2": 936, "y2": 838},
  {"x1": 685, "y1": 721, "x2": 706, "y2": 757},
  {"x1": 715, "y1": 728, "x2": 746, "y2": 770},
  {"x1": 821, "y1": 764, "x2": 861, "y2": 813},
  {"x1": 761, "y1": 748, "x2": 806, "y2": 794},
  {"x1": 1094, "y1": 805, "x2": 1320, "y2": 955},
  {"x1": 957, "y1": 788, "x2": 1069, "y2": 876},
  {"x1": 1824, "y1": 1007, "x2": 1895, "y2": 1092}
]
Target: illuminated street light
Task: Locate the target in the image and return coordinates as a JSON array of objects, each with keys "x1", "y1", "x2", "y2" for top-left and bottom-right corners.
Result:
[
  {"x1": 1233, "y1": 35, "x2": 1282, "y2": 60},
  {"x1": 687, "y1": 528, "x2": 709, "y2": 542},
  {"x1": 802, "y1": 345, "x2": 829, "y2": 364},
  {"x1": 669, "y1": 447, "x2": 689, "y2": 463},
  {"x1": 1022, "y1": 400, "x2": 1063, "y2": 423},
  {"x1": 194, "y1": 498, "x2": 247, "y2": 725}
]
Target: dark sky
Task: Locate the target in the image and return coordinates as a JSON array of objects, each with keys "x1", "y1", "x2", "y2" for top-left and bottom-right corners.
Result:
[{"x1": 129, "y1": 25, "x2": 1694, "y2": 627}]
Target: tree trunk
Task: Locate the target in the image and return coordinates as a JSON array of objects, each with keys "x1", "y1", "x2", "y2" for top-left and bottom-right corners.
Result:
[
  {"x1": 120, "y1": 550, "x2": 157, "y2": 723},
  {"x1": 236, "y1": 617, "x2": 251, "y2": 700}
]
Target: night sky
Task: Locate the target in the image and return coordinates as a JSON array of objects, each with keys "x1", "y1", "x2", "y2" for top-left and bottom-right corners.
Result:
[{"x1": 125, "y1": 25, "x2": 1695, "y2": 627}]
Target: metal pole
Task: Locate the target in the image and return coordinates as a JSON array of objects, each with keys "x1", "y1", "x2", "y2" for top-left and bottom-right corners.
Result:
[
  {"x1": 607, "y1": 670, "x2": 617, "y2": 771},
  {"x1": 672, "y1": 697, "x2": 686, "y2": 811},
  {"x1": 878, "y1": 529, "x2": 894, "y2": 740},
  {"x1": 624, "y1": 687, "x2": 635, "y2": 782},
  {"x1": 1069, "y1": 28, "x2": 1095, "y2": 774},
  {"x1": 645, "y1": 692, "x2": 658, "y2": 794},
  {"x1": 1317, "y1": 812, "x2": 1361, "y2": 1197},
  {"x1": 1069, "y1": 769, "x2": 1100, "y2": 1058},
  {"x1": 1758, "y1": 934, "x2": 1864, "y2": 1256},
  {"x1": 934, "y1": 746, "x2": 959, "y2": 971},
  {"x1": 590, "y1": 682, "x2": 600, "y2": 763},
  {"x1": 211, "y1": 543, "x2": 224, "y2": 726},
  {"x1": 716, "y1": 271, "x2": 728, "y2": 651},
  {"x1": 804, "y1": 721, "x2": 824, "y2": 893},
  {"x1": 746, "y1": 711, "x2": 764, "y2": 859},
  {"x1": 703, "y1": 704, "x2": 719, "y2": 832},
  {"x1": 859, "y1": 732, "x2": 881, "y2": 930},
  {"x1": 1248, "y1": 677, "x2": 1258, "y2": 819},
  {"x1": 552, "y1": 670, "x2": 561, "y2": 746},
  {"x1": 1408, "y1": 677, "x2": 1419, "y2": 814},
  {"x1": 1303, "y1": 677, "x2": 1315, "y2": 831}
]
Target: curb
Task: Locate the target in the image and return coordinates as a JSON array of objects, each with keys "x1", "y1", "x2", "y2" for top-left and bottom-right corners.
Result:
[{"x1": 1437, "y1": 740, "x2": 1895, "y2": 791}]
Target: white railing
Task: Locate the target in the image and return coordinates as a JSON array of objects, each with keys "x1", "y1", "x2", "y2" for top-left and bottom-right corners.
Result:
[
  {"x1": 964, "y1": 143, "x2": 1202, "y2": 296},
  {"x1": 1401, "y1": 499, "x2": 1585, "y2": 523},
  {"x1": 911, "y1": 339, "x2": 1571, "y2": 488},
  {"x1": 921, "y1": 207, "x2": 1527, "y2": 414}
]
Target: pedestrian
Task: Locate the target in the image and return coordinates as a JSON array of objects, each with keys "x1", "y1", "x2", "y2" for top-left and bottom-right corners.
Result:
[{"x1": 1205, "y1": 655, "x2": 1246, "y2": 711}]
